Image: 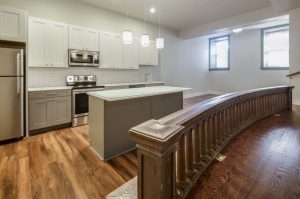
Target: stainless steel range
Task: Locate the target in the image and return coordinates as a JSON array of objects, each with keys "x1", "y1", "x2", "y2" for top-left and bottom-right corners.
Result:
[{"x1": 67, "y1": 75, "x2": 104, "y2": 127}]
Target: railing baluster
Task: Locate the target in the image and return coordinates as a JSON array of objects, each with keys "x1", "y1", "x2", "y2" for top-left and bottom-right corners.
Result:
[
  {"x1": 177, "y1": 135, "x2": 186, "y2": 185},
  {"x1": 193, "y1": 124, "x2": 201, "y2": 166},
  {"x1": 185, "y1": 131, "x2": 194, "y2": 176}
]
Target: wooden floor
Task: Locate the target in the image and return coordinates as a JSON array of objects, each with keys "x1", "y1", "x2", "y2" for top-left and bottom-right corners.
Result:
[
  {"x1": 188, "y1": 105, "x2": 300, "y2": 199},
  {"x1": 0, "y1": 95, "x2": 299, "y2": 199}
]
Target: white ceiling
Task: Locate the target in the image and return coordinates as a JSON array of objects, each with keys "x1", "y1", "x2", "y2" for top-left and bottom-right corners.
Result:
[{"x1": 75, "y1": 0, "x2": 272, "y2": 31}]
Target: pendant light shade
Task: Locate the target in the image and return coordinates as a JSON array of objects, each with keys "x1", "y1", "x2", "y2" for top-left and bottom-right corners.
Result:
[
  {"x1": 156, "y1": 37, "x2": 164, "y2": 49},
  {"x1": 123, "y1": 30, "x2": 133, "y2": 44},
  {"x1": 141, "y1": 34, "x2": 150, "y2": 46}
]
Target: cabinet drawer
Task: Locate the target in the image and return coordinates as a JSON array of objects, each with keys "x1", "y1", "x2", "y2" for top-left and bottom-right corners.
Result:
[{"x1": 29, "y1": 90, "x2": 71, "y2": 100}]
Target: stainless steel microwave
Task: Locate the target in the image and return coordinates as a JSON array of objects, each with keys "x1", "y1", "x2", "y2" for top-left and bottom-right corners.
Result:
[{"x1": 68, "y1": 49, "x2": 100, "y2": 67}]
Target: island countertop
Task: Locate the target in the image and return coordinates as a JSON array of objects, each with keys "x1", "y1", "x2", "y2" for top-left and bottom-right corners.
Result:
[{"x1": 87, "y1": 86, "x2": 191, "y2": 101}]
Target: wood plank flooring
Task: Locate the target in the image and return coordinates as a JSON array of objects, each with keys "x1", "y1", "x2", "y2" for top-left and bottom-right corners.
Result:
[
  {"x1": 0, "y1": 95, "x2": 299, "y2": 199},
  {"x1": 188, "y1": 105, "x2": 300, "y2": 199},
  {"x1": 0, "y1": 125, "x2": 137, "y2": 199}
]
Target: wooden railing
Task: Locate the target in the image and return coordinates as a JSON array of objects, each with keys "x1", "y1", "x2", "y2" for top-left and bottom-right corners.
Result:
[
  {"x1": 287, "y1": 71, "x2": 300, "y2": 78},
  {"x1": 129, "y1": 86, "x2": 294, "y2": 199}
]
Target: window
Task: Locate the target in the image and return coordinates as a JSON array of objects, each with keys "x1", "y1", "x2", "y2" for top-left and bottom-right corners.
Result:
[
  {"x1": 262, "y1": 25, "x2": 289, "y2": 69},
  {"x1": 209, "y1": 35, "x2": 230, "y2": 70}
]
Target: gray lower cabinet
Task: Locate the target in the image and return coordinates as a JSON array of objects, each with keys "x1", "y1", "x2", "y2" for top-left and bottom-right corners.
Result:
[{"x1": 29, "y1": 90, "x2": 71, "y2": 131}]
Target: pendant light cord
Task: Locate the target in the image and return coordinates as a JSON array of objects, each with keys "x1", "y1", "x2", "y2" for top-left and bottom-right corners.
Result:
[{"x1": 158, "y1": 0, "x2": 161, "y2": 37}]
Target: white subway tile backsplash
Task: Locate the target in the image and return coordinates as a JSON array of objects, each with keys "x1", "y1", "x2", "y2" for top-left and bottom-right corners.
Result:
[{"x1": 28, "y1": 66, "x2": 161, "y2": 88}]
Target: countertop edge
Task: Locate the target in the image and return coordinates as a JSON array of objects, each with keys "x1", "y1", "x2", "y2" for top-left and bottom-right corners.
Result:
[{"x1": 88, "y1": 87, "x2": 191, "y2": 102}]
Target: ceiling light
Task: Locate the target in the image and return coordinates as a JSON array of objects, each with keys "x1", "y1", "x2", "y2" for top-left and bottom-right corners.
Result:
[
  {"x1": 232, "y1": 28, "x2": 243, "y2": 34},
  {"x1": 150, "y1": 7, "x2": 156, "y2": 14},
  {"x1": 141, "y1": 34, "x2": 150, "y2": 46},
  {"x1": 123, "y1": 30, "x2": 133, "y2": 44}
]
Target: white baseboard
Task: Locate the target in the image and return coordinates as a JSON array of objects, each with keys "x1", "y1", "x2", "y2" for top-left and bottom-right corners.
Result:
[
  {"x1": 293, "y1": 99, "x2": 300, "y2": 106},
  {"x1": 184, "y1": 91, "x2": 226, "y2": 99}
]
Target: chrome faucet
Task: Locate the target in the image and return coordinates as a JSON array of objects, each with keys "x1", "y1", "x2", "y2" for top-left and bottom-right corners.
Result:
[{"x1": 144, "y1": 73, "x2": 151, "y2": 82}]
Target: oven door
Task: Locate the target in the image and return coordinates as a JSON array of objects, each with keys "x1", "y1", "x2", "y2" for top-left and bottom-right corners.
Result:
[
  {"x1": 73, "y1": 92, "x2": 89, "y2": 118},
  {"x1": 72, "y1": 88, "x2": 104, "y2": 118}
]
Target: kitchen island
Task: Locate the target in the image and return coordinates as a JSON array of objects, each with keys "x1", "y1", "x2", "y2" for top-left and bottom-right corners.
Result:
[{"x1": 88, "y1": 86, "x2": 190, "y2": 160}]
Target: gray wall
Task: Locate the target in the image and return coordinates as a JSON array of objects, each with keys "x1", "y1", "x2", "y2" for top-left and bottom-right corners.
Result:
[
  {"x1": 162, "y1": 29, "x2": 289, "y2": 95},
  {"x1": 289, "y1": 8, "x2": 300, "y2": 104},
  {"x1": 0, "y1": 0, "x2": 177, "y2": 87}
]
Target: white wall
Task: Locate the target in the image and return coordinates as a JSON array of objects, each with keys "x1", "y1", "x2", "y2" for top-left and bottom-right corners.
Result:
[
  {"x1": 289, "y1": 8, "x2": 300, "y2": 105},
  {"x1": 162, "y1": 29, "x2": 289, "y2": 96},
  {"x1": 0, "y1": 0, "x2": 177, "y2": 87}
]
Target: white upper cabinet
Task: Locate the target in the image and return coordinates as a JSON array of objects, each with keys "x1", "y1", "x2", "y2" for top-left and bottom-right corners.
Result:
[
  {"x1": 123, "y1": 38, "x2": 139, "y2": 69},
  {"x1": 0, "y1": 6, "x2": 26, "y2": 42},
  {"x1": 69, "y1": 25, "x2": 99, "y2": 51},
  {"x1": 85, "y1": 28, "x2": 99, "y2": 51},
  {"x1": 47, "y1": 21, "x2": 68, "y2": 67},
  {"x1": 28, "y1": 17, "x2": 47, "y2": 67},
  {"x1": 99, "y1": 31, "x2": 123, "y2": 69},
  {"x1": 139, "y1": 41, "x2": 159, "y2": 66},
  {"x1": 28, "y1": 17, "x2": 68, "y2": 68}
]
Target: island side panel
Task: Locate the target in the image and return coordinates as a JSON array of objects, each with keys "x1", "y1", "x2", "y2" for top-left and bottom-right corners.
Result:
[
  {"x1": 104, "y1": 97, "x2": 152, "y2": 160},
  {"x1": 89, "y1": 96, "x2": 105, "y2": 159},
  {"x1": 151, "y1": 92, "x2": 183, "y2": 119}
]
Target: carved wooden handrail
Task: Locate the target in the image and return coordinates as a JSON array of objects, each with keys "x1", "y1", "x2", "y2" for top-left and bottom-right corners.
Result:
[
  {"x1": 129, "y1": 86, "x2": 294, "y2": 199},
  {"x1": 287, "y1": 71, "x2": 300, "y2": 78}
]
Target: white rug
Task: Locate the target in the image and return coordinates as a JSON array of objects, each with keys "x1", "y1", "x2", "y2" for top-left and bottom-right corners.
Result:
[{"x1": 106, "y1": 176, "x2": 137, "y2": 199}]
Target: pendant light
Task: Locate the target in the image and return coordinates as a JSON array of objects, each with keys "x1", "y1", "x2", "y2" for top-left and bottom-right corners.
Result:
[
  {"x1": 141, "y1": 0, "x2": 150, "y2": 47},
  {"x1": 123, "y1": 0, "x2": 133, "y2": 44},
  {"x1": 156, "y1": 0, "x2": 164, "y2": 49}
]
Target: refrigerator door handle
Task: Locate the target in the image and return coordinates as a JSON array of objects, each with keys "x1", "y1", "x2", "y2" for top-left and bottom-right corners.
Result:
[
  {"x1": 16, "y1": 49, "x2": 24, "y2": 76},
  {"x1": 20, "y1": 49, "x2": 24, "y2": 76},
  {"x1": 17, "y1": 77, "x2": 20, "y2": 95},
  {"x1": 16, "y1": 53, "x2": 20, "y2": 77}
]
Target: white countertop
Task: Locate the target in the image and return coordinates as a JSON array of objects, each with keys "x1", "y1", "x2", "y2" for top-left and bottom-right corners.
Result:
[
  {"x1": 28, "y1": 86, "x2": 72, "y2": 92},
  {"x1": 88, "y1": 86, "x2": 191, "y2": 101},
  {"x1": 103, "y1": 81, "x2": 164, "y2": 87}
]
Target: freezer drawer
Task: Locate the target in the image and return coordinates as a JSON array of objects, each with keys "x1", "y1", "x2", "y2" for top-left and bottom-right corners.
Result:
[
  {"x1": 0, "y1": 77, "x2": 23, "y2": 140},
  {"x1": 0, "y1": 48, "x2": 23, "y2": 76}
]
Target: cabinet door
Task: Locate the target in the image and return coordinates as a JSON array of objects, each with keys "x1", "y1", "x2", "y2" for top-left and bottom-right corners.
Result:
[
  {"x1": 51, "y1": 96, "x2": 71, "y2": 126},
  {"x1": 111, "y1": 33, "x2": 123, "y2": 68},
  {"x1": 139, "y1": 40, "x2": 159, "y2": 66},
  {"x1": 28, "y1": 17, "x2": 47, "y2": 67},
  {"x1": 149, "y1": 41, "x2": 159, "y2": 66},
  {"x1": 99, "y1": 32, "x2": 113, "y2": 68},
  {"x1": 123, "y1": 38, "x2": 139, "y2": 69},
  {"x1": 29, "y1": 99, "x2": 51, "y2": 130},
  {"x1": 85, "y1": 28, "x2": 99, "y2": 51},
  {"x1": 139, "y1": 44, "x2": 150, "y2": 65},
  {"x1": 47, "y1": 21, "x2": 68, "y2": 67},
  {"x1": 0, "y1": 6, "x2": 26, "y2": 42},
  {"x1": 69, "y1": 25, "x2": 84, "y2": 50}
]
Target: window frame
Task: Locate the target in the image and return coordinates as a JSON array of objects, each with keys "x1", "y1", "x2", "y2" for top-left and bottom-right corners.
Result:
[
  {"x1": 209, "y1": 35, "x2": 230, "y2": 71},
  {"x1": 261, "y1": 24, "x2": 289, "y2": 70}
]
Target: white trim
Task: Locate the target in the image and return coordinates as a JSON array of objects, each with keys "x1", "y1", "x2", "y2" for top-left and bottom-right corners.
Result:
[
  {"x1": 184, "y1": 91, "x2": 226, "y2": 99},
  {"x1": 293, "y1": 99, "x2": 300, "y2": 105}
]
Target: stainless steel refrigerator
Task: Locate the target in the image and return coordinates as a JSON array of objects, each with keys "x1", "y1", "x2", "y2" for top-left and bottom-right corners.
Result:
[{"x1": 0, "y1": 46, "x2": 24, "y2": 141}]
